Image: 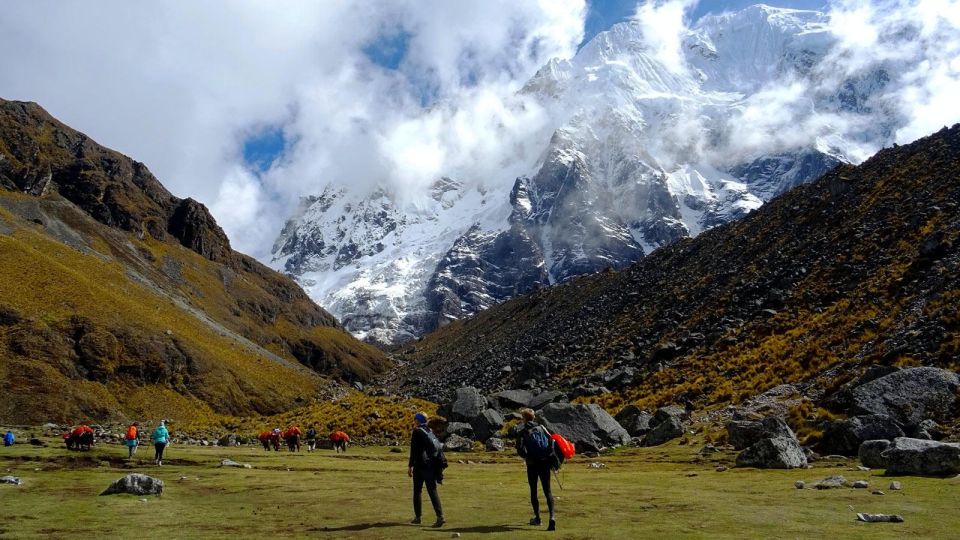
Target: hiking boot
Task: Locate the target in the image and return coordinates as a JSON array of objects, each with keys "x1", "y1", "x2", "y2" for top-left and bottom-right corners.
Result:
[
  {"x1": 431, "y1": 517, "x2": 445, "y2": 528},
  {"x1": 409, "y1": 517, "x2": 421, "y2": 525},
  {"x1": 529, "y1": 517, "x2": 541, "y2": 526},
  {"x1": 547, "y1": 519, "x2": 556, "y2": 531}
]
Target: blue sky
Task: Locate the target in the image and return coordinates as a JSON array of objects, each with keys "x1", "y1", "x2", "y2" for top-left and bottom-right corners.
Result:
[{"x1": 242, "y1": 0, "x2": 830, "y2": 171}]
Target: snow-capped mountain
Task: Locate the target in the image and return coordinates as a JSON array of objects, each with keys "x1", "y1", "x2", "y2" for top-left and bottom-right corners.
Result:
[{"x1": 272, "y1": 5, "x2": 905, "y2": 344}]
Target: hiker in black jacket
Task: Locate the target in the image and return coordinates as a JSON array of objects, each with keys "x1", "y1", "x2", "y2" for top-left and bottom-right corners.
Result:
[
  {"x1": 516, "y1": 408, "x2": 556, "y2": 531},
  {"x1": 408, "y1": 412, "x2": 445, "y2": 528}
]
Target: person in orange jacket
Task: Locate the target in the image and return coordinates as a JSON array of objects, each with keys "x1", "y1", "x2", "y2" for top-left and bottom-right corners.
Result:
[{"x1": 124, "y1": 422, "x2": 140, "y2": 458}]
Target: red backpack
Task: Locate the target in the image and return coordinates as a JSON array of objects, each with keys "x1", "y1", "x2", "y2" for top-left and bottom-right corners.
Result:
[
  {"x1": 551, "y1": 433, "x2": 575, "y2": 459},
  {"x1": 125, "y1": 426, "x2": 137, "y2": 440}
]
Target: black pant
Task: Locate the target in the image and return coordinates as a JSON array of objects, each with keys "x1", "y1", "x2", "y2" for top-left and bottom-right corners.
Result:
[
  {"x1": 154, "y1": 442, "x2": 166, "y2": 461},
  {"x1": 413, "y1": 468, "x2": 443, "y2": 519},
  {"x1": 527, "y1": 461, "x2": 554, "y2": 519}
]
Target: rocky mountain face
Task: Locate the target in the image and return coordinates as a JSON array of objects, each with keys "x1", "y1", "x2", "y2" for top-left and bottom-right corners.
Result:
[
  {"x1": 392, "y1": 124, "x2": 960, "y2": 411},
  {"x1": 0, "y1": 99, "x2": 390, "y2": 424},
  {"x1": 274, "y1": 5, "x2": 908, "y2": 344}
]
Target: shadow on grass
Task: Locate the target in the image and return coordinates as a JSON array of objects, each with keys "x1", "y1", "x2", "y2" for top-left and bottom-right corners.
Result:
[
  {"x1": 311, "y1": 522, "x2": 407, "y2": 532},
  {"x1": 427, "y1": 524, "x2": 528, "y2": 534}
]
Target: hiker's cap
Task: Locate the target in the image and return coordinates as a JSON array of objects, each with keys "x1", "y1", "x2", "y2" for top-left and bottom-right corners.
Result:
[{"x1": 415, "y1": 412, "x2": 428, "y2": 424}]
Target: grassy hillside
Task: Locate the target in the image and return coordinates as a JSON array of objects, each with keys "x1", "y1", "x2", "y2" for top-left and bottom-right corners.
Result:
[
  {"x1": 0, "y1": 99, "x2": 390, "y2": 424},
  {"x1": 397, "y1": 125, "x2": 960, "y2": 416}
]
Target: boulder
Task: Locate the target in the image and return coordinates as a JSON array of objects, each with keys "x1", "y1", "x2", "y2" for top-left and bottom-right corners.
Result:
[
  {"x1": 443, "y1": 434, "x2": 474, "y2": 452},
  {"x1": 448, "y1": 387, "x2": 487, "y2": 422},
  {"x1": 538, "y1": 403, "x2": 630, "y2": 453},
  {"x1": 818, "y1": 414, "x2": 905, "y2": 456},
  {"x1": 0, "y1": 476, "x2": 22, "y2": 486},
  {"x1": 726, "y1": 417, "x2": 795, "y2": 450},
  {"x1": 528, "y1": 390, "x2": 566, "y2": 410},
  {"x1": 642, "y1": 416, "x2": 685, "y2": 447},
  {"x1": 908, "y1": 419, "x2": 945, "y2": 441},
  {"x1": 881, "y1": 437, "x2": 960, "y2": 476},
  {"x1": 859, "y1": 440, "x2": 892, "y2": 469},
  {"x1": 489, "y1": 389, "x2": 534, "y2": 411},
  {"x1": 100, "y1": 474, "x2": 164, "y2": 496},
  {"x1": 615, "y1": 405, "x2": 653, "y2": 436},
  {"x1": 814, "y1": 475, "x2": 847, "y2": 489},
  {"x1": 519, "y1": 356, "x2": 551, "y2": 380},
  {"x1": 470, "y1": 409, "x2": 505, "y2": 442},
  {"x1": 217, "y1": 434, "x2": 239, "y2": 447},
  {"x1": 736, "y1": 437, "x2": 808, "y2": 469},
  {"x1": 485, "y1": 438, "x2": 505, "y2": 452},
  {"x1": 444, "y1": 422, "x2": 474, "y2": 440},
  {"x1": 652, "y1": 405, "x2": 688, "y2": 425},
  {"x1": 850, "y1": 367, "x2": 959, "y2": 426}
]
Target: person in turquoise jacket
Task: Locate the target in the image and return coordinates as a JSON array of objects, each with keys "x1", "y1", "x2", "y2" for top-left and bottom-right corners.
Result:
[
  {"x1": 151, "y1": 420, "x2": 170, "y2": 466},
  {"x1": 3, "y1": 431, "x2": 13, "y2": 446}
]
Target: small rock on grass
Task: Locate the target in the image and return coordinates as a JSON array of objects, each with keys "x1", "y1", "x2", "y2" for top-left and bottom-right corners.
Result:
[
  {"x1": 814, "y1": 475, "x2": 847, "y2": 489},
  {"x1": 856, "y1": 513, "x2": 904, "y2": 523},
  {"x1": 220, "y1": 459, "x2": 252, "y2": 469},
  {"x1": 872, "y1": 490, "x2": 885, "y2": 496},
  {"x1": 715, "y1": 465, "x2": 728, "y2": 472},
  {"x1": 853, "y1": 480, "x2": 869, "y2": 489},
  {"x1": 889, "y1": 481, "x2": 902, "y2": 490},
  {"x1": 0, "y1": 476, "x2": 22, "y2": 486},
  {"x1": 795, "y1": 480, "x2": 805, "y2": 489}
]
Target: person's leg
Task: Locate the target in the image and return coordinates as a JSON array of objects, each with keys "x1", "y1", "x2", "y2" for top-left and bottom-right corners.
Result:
[
  {"x1": 539, "y1": 465, "x2": 555, "y2": 530},
  {"x1": 412, "y1": 472, "x2": 424, "y2": 521},
  {"x1": 424, "y1": 474, "x2": 443, "y2": 523},
  {"x1": 527, "y1": 464, "x2": 541, "y2": 523}
]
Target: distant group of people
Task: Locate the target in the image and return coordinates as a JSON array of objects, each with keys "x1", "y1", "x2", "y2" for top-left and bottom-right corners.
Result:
[
  {"x1": 407, "y1": 408, "x2": 570, "y2": 531},
  {"x1": 57, "y1": 421, "x2": 171, "y2": 465},
  {"x1": 257, "y1": 425, "x2": 351, "y2": 453}
]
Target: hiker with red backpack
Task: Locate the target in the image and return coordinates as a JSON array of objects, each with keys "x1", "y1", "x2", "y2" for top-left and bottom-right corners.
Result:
[
  {"x1": 517, "y1": 408, "x2": 573, "y2": 531},
  {"x1": 124, "y1": 422, "x2": 139, "y2": 458},
  {"x1": 408, "y1": 412, "x2": 446, "y2": 528}
]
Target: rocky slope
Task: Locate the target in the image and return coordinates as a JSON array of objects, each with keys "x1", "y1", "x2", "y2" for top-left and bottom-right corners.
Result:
[
  {"x1": 273, "y1": 5, "x2": 905, "y2": 344},
  {"x1": 392, "y1": 124, "x2": 960, "y2": 411},
  {"x1": 0, "y1": 99, "x2": 391, "y2": 424}
]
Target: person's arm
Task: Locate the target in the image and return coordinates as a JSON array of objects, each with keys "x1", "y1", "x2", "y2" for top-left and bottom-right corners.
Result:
[{"x1": 408, "y1": 429, "x2": 422, "y2": 476}]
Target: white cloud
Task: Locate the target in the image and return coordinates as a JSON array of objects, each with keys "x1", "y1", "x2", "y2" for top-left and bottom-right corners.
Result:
[
  {"x1": 0, "y1": 0, "x2": 586, "y2": 258},
  {"x1": 632, "y1": 0, "x2": 699, "y2": 74}
]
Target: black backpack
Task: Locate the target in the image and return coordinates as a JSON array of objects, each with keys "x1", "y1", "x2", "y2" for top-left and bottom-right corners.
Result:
[
  {"x1": 420, "y1": 427, "x2": 448, "y2": 470},
  {"x1": 522, "y1": 425, "x2": 553, "y2": 461}
]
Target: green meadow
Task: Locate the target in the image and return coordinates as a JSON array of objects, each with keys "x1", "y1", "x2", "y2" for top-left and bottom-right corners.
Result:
[{"x1": 0, "y1": 436, "x2": 958, "y2": 539}]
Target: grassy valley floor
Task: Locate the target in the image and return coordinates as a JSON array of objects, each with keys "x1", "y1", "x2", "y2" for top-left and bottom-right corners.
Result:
[{"x1": 1, "y1": 438, "x2": 958, "y2": 539}]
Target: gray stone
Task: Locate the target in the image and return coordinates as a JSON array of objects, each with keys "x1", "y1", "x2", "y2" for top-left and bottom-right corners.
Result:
[
  {"x1": 642, "y1": 416, "x2": 685, "y2": 447},
  {"x1": 0, "y1": 476, "x2": 22, "y2": 486},
  {"x1": 217, "y1": 434, "x2": 239, "y2": 447},
  {"x1": 889, "y1": 481, "x2": 902, "y2": 490},
  {"x1": 856, "y1": 513, "x2": 904, "y2": 523},
  {"x1": 100, "y1": 474, "x2": 164, "y2": 496},
  {"x1": 443, "y1": 434, "x2": 474, "y2": 452},
  {"x1": 736, "y1": 437, "x2": 808, "y2": 469},
  {"x1": 444, "y1": 422, "x2": 474, "y2": 440},
  {"x1": 819, "y1": 414, "x2": 905, "y2": 456},
  {"x1": 539, "y1": 402, "x2": 630, "y2": 453},
  {"x1": 528, "y1": 390, "x2": 566, "y2": 410},
  {"x1": 470, "y1": 408, "x2": 505, "y2": 442},
  {"x1": 485, "y1": 437, "x2": 505, "y2": 452},
  {"x1": 909, "y1": 419, "x2": 944, "y2": 441},
  {"x1": 219, "y1": 459, "x2": 252, "y2": 469},
  {"x1": 881, "y1": 437, "x2": 960, "y2": 476},
  {"x1": 489, "y1": 389, "x2": 534, "y2": 411},
  {"x1": 814, "y1": 475, "x2": 847, "y2": 489},
  {"x1": 850, "y1": 367, "x2": 959, "y2": 426},
  {"x1": 519, "y1": 356, "x2": 551, "y2": 380},
  {"x1": 852, "y1": 480, "x2": 869, "y2": 488},
  {"x1": 858, "y1": 440, "x2": 891, "y2": 469},
  {"x1": 652, "y1": 405, "x2": 687, "y2": 425},
  {"x1": 449, "y1": 387, "x2": 487, "y2": 422},
  {"x1": 794, "y1": 480, "x2": 805, "y2": 489},
  {"x1": 615, "y1": 405, "x2": 653, "y2": 436},
  {"x1": 727, "y1": 417, "x2": 795, "y2": 450}
]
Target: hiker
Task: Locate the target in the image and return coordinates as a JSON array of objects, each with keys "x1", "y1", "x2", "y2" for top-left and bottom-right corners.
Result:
[
  {"x1": 151, "y1": 420, "x2": 171, "y2": 466},
  {"x1": 516, "y1": 408, "x2": 556, "y2": 531},
  {"x1": 124, "y1": 422, "x2": 139, "y2": 458},
  {"x1": 330, "y1": 430, "x2": 350, "y2": 453},
  {"x1": 283, "y1": 426, "x2": 302, "y2": 452},
  {"x1": 3, "y1": 431, "x2": 13, "y2": 447},
  {"x1": 305, "y1": 425, "x2": 317, "y2": 452},
  {"x1": 408, "y1": 412, "x2": 445, "y2": 528}
]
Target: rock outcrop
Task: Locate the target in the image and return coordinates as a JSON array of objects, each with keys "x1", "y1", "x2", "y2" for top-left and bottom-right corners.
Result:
[
  {"x1": 736, "y1": 437, "x2": 808, "y2": 469},
  {"x1": 818, "y1": 414, "x2": 905, "y2": 456},
  {"x1": 538, "y1": 403, "x2": 630, "y2": 452},
  {"x1": 881, "y1": 437, "x2": 960, "y2": 476},
  {"x1": 100, "y1": 474, "x2": 164, "y2": 496}
]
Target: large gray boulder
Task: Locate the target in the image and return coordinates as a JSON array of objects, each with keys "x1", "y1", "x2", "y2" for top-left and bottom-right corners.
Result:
[
  {"x1": 881, "y1": 437, "x2": 960, "y2": 476},
  {"x1": 489, "y1": 389, "x2": 534, "y2": 411},
  {"x1": 736, "y1": 437, "x2": 808, "y2": 469},
  {"x1": 443, "y1": 434, "x2": 474, "y2": 452},
  {"x1": 443, "y1": 422, "x2": 474, "y2": 440},
  {"x1": 470, "y1": 408, "x2": 505, "y2": 442},
  {"x1": 100, "y1": 474, "x2": 164, "y2": 496},
  {"x1": 850, "y1": 367, "x2": 959, "y2": 426},
  {"x1": 652, "y1": 405, "x2": 688, "y2": 425},
  {"x1": 642, "y1": 416, "x2": 685, "y2": 447},
  {"x1": 818, "y1": 414, "x2": 905, "y2": 456},
  {"x1": 539, "y1": 403, "x2": 630, "y2": 452},
  {"x1": 528, "y1": 390, "x2": 567, "y2": 410},
  {"x1": 448, "y1": 387, "x2": 487, "y2": 422},
  {"x1": 615, "y1": 405, "x2": 653, "y2": 436},
  {"x1": 859, "y1": 439, "x2": 891, "y2": 469},
  {"x1": 727, "y1": 417, "x2": 795, "y2": 450}
]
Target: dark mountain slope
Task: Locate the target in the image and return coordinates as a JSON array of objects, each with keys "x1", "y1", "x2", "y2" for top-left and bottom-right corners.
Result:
[
  {"x1": 0, "y1": 99, "x2": 390, "y2": 424},
  {"x1": 396, "y1": 125, "x2": 960, "y2": 410}
]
